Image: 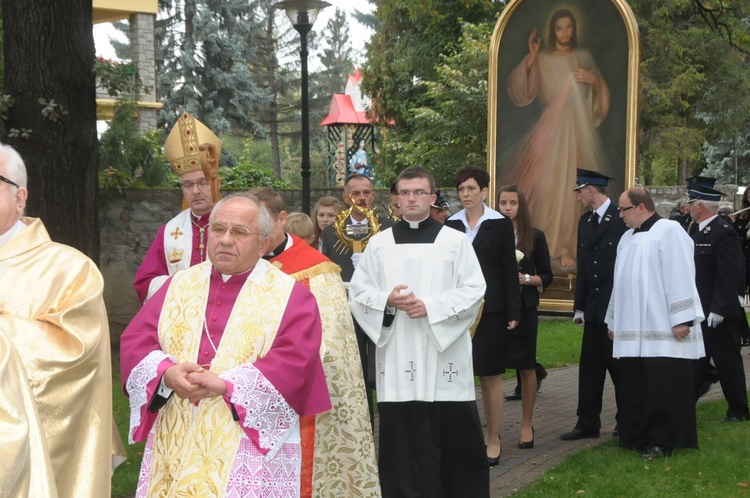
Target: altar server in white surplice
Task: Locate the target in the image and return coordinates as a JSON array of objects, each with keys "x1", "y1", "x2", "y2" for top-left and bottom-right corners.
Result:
[
  {"x1": 349, "y1": 166, "x2": 489, "y2": 497},
  {"x1": 606, "y1": 187, "x2": 705, "y2": 460}
]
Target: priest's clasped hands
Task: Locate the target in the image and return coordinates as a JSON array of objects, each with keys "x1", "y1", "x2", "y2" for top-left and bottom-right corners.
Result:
[
  {"x1": 388, "y1": 284, "x2": 427, "y2": 319},
  {"x1": 164, "y1": 362, "x2": 228, "y2": 404}
]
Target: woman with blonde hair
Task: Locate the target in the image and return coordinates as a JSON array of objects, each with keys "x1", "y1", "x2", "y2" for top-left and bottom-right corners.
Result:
[
  {"x1": 496, "y1": 184, "x2": 553, "y2": 450},
  {"x1": 312, "y1": 196, "x2": 341, "y2": 251}
]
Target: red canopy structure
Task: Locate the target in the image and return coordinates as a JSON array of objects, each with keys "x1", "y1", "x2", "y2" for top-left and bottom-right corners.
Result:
[{"x1": 321, "y1": 69, "x2": 386, "y2": 186}]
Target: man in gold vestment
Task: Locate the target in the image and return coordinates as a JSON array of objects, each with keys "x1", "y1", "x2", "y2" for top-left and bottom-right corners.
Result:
[
  {"x1": 250, "y1": 187, "x2": 381, "y2": 497},
  {"x1": 0, "y1": 143, "x2": 120, "y2": 496}
]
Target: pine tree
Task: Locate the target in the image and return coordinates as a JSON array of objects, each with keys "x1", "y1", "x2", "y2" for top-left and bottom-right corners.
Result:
[{"x1": 155, "y1": 0, "x2": 268, "y2": 135}]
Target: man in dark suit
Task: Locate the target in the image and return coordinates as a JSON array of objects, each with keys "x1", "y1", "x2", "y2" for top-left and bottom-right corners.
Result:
[
  {"x1": 560, "y1": 169, "x2": 627, "y2": 440},
  {"x1": 688, "y1": 183, "x2": 750, "y2": 422},
  {"x1": 320, "y1": 173, "x2": 394, "y2": 427}
]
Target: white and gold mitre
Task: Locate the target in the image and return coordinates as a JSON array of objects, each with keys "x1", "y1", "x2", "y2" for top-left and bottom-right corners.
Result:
[{"x1": 164, "y1": 112, "x2": 223, "y2": 176}]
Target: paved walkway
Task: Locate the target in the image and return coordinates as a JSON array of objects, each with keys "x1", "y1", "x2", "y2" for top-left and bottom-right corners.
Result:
[{"x1": 483, "y1": 358, "x2": 750, "y2": 496}]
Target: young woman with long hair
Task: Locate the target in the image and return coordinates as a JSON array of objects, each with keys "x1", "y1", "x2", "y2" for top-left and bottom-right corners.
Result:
[
  {"x1": 496, "y1": 184, "x2": 553, "y2": 449},
  {"x1": 311, "y1": 196, "x2": 340, "y2": 251}
]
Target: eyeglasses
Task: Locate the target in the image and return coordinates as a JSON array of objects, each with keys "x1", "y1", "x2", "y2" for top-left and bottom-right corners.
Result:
[
  {"x1": 398, "y1": 189, "x2": 431, "y2": 198},
  {"x1": 0, "y1": 175, "x2": 19, "y2": 188},
  {"x1": 182, "y1": 180, "x2": 210, "y2": 191},
  {"x1": 617, "y1": 204, "x2": 637, "y2": 212},
  {"x1": 208, "y1": 223, "x2": 261, "y2": 239}
]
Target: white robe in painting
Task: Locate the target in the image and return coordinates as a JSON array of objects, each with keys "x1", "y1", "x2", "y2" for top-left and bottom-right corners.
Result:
[
  {"x1": 605, "y1": 218, "x2": 705, "y2": 359},
  {"x1": 349, "y1": 222, "x2": 486, "y2": 402},
  {"x1": 505, "y1": 48, "x2": 611, "y2": 262}
]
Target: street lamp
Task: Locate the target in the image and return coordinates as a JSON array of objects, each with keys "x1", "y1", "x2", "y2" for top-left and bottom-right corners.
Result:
[{"x1": 274, "y1": 0, "x2": 330, "y2": 215}]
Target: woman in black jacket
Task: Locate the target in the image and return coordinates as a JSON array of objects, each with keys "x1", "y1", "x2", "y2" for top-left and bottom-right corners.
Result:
[
  {"x1": 445, "y1": 167, "x2": 521, "y2": 466},
  {"x1": 497, "y1": 184, "x2": 553, "y2": 449}
]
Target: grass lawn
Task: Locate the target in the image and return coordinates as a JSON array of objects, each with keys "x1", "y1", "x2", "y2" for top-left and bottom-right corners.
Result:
[
  {"x1": 511, "y1": 399, "x2": 750, "y2": 497},
  {"x1": 112, "y1": 376, "x2": 145, "y2": 497}
]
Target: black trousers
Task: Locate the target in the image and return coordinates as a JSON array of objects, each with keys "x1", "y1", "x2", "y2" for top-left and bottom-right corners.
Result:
[
  {"x1": 378, "y1": 401, "x2": 489, "y2": 498},
  {"x1": 619, "y1": 357, "x2": 698, "y2": 450},
  {"x1": 575, "y1": 321, "x2": 620, "y2": 432},
  {"x1": 695, "y1": 319, "x2": 750, "y2": 419}
]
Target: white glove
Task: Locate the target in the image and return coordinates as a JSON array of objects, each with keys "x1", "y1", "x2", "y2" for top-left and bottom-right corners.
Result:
[
  {"x1": 351, "y1": 252, "x2": 363, "y2": 269},
  {"x1": 573, "y1": 310, "x2": 584, "y2": 326},
  {"x1": 707, "y1": 312, "x2": 724, "y2": 328}
]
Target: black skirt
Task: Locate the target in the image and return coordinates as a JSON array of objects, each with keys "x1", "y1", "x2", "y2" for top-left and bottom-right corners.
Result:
[
  {"x1": 506, "y1": 307, "x2": 538, "y2": 370},
  {"x1": 472, "y1": 311, "x2": 509, "y2": 376}
]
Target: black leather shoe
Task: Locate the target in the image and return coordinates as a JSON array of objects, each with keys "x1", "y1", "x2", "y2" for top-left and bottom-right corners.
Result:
[
  {"x1": 641, "y1": 445, "x2": 672, "y2": 459},
  {"x1": 536, "y1": 368, "x2": 548, "y2": 392},
  {"x1": 487, "y1": 447, "x2": 501, "y2": 466},
  {"x1": 505, "y1": 389, "x2": 522, "y2": 401},
  {"x1": 518, "y1": 427, "x2": 534, "y2": 449},
  {"x1": 720, "y1": 415, "x2": 748, "y2": 423},
  {"x1": 696, "y1": 380, "x2": 712, "y2": 399},
  {"x1": 612, "y1": 424, "x2": 619, "y2": 437},
  {"x1": 559, "y1": 427, "x2": 599, "y2": 441}
]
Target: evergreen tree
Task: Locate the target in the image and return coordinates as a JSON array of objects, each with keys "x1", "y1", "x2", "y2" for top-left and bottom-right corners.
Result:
[
  {"x1": 250, "y1": 3, "x2": 298, "y2": 180},
  {"x1": 310, "y1": 8, "x2": 355, "y2": 150},
  {"x1": 360, "y1": 0, "x2": 500, "y2": 181},
  {"x1": 630, "y1": 0, "x2": 750, "y2": 185},
  {"x1": 155, "y1": 0, "x2": 268, "y2": 135},
  {"x1": 313, "y1": 8, "x2": 355, "y2": 109},
  {"x1": 392, "y1": 21, "x2": 492, "y2": 187}
]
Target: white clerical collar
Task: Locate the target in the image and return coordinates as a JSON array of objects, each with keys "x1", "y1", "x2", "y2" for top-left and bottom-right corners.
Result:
[
  {"x1": 0, "y1": 219, "x2": 26, "y2": 248},
  {"x1": 699, "y1": 214, "x2": 718, "y2": 232},
  {"x1": 594, "y1": 198, "x2": 611, "y2": 221},
  {"x1": 190, "y1": 210, "x2": 210, "y2": 221},
  {"x1": 404, "y1": 215, "x2": 430, "y2": 229},
  {"x1": 282, "y1": 233, "x2": 294, "y2": 250},
  {"x1": 216, "y1": 266, "x2": 253, "y2": 282}
]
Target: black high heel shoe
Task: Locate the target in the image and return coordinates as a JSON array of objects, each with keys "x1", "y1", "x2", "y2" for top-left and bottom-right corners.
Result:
[
  {"x1": 518, "y1": 427, "x2": 535, "y2": 450},
  {"x1": 487, "y1": 437, "x2": 502, "y2": 466}
]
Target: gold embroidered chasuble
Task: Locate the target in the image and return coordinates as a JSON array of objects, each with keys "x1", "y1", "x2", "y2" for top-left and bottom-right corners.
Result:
[
  {"x1": 146, "y1": 261, "x2": 296, "y2": 496},
  {"x1": 0, "y1": 330, "x2": 57, "y2": 498},
  {"x1": 0, "y1": 217, "x2": 118, "y2": 497},
  {"x1": 271, "y1": 236, "x2": 381, "y2": 497}
]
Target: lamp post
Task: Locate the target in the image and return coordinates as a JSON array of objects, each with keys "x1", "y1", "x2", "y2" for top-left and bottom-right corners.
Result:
[{"x1": 274, "y1": 0, "x2": 330, "y2": 215}]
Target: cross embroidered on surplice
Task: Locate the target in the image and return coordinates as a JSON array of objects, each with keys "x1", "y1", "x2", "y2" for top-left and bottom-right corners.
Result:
[
  {"x1": 404, "y1": 361, "x2": 417, "y2": 381},
  {"x1": 442, "y1": 363, "x2": 459, "y2": 383},
  {"x1": 448, "y1": 306, "x2": 466, "y2": 321}
]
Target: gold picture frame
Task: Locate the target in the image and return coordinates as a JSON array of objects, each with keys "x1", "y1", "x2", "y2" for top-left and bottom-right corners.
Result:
[{"x1": 487, "y1": 0, "x2": 640, "y2": 311}]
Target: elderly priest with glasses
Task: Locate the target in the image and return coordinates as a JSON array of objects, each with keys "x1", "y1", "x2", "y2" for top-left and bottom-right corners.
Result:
[
  {"x1": 134, "y1": 112, "x2": 223, "y2": 303},
  {"x1": 120, "y1": 193, "x2": 331, "y2": 497},
  {"x1": 0, "y1": 143, "x2": 121, "y2": 496}
]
